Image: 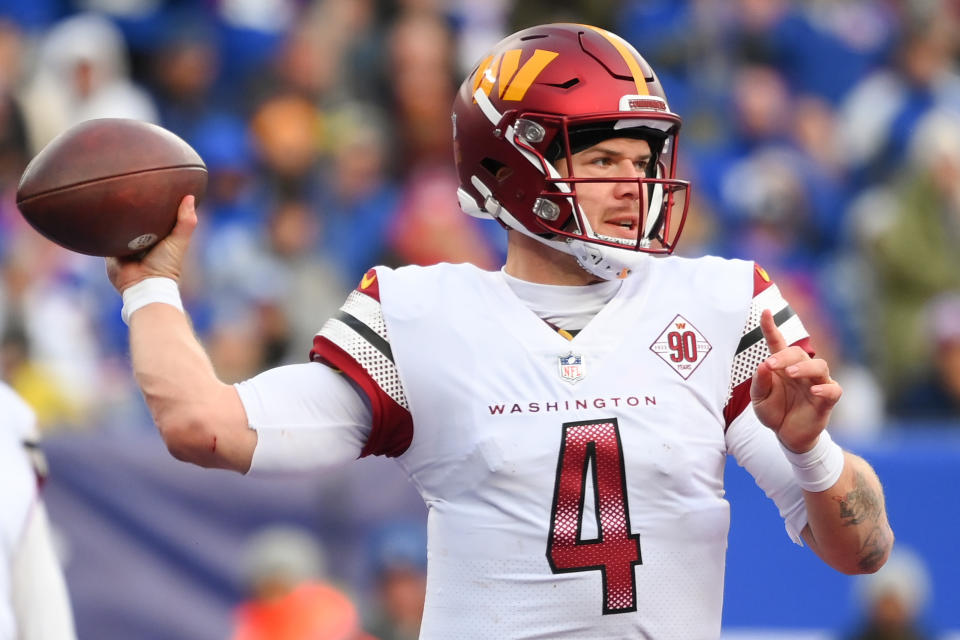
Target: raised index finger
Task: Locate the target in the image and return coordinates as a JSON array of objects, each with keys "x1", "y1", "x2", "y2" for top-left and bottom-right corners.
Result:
[{"x1": 760, "y1": 308, "x2": 789, "y2": 354}]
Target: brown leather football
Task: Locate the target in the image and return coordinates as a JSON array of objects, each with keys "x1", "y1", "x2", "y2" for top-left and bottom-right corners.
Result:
[{"x1": 16, "y1": 118, "x2": 207, "y2": 257}]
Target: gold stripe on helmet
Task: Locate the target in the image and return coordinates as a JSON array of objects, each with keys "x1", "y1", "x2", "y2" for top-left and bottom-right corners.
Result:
[{"x1": 580, "y1": 25, "x2": 649, "y2": 96}]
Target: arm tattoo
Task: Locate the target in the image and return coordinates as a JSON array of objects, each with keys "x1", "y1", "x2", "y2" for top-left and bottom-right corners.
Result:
[
  {"x1": 857, "y1": 529, "x2": 890, "y2": 573},
  {"x1": 834, "y1": 470, "x2": 891, "y2": 572},
  {"x1": 835, "y1": 470, "x2": 882, "y2": 525}
]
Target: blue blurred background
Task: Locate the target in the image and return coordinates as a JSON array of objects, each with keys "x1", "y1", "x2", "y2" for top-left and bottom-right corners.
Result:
[{"x1": 0, "y1": 0, "x2": 958, "y2": 638}]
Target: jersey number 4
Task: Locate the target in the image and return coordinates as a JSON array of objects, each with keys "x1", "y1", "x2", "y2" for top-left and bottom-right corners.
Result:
[{"x1": 546, "y1": 418, "x2": 641, "y2": 614}]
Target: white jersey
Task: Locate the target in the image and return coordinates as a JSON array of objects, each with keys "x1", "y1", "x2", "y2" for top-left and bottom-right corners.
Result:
[
  {"x1": 310, "y1": 257, "x2": 811, "y2": 640},
  {"x1": 0, "y1": 384, "x2": 41, "y2": 640},
  {"x1": 0, "y1": 383, "x2": 77, "y2": 640}
]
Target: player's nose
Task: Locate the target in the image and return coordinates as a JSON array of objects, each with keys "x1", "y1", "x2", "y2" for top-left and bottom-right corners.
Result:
[{"x1": 612, "y1": 161, "x2": 642, "y2": 200}]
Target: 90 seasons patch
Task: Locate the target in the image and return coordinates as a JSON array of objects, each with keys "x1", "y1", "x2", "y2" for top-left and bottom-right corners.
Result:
[{"x1": 650, "y1": 315, "x2": 712, "y2": 380}]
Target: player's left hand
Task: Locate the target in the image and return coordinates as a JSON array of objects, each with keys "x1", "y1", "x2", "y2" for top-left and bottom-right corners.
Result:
[{"x1": 750, "y1": 309, "x2": 843, "y2": 453}]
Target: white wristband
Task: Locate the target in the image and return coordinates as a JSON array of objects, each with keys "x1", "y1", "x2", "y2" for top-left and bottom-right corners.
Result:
[
  {"x1": 780, "y1": 430, "x2": 845, "y2": 493},
  {"x1": 121, "y1": 277, "x2": 184, "y2": 325}
]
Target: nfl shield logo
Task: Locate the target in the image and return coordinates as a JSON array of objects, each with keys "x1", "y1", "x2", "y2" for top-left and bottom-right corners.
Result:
[{"x1": 558, "y1": 352, "x2": 585, "y2": 384}]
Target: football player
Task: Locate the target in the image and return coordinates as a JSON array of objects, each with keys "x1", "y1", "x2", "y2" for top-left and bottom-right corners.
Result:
[
  {"x1": 107, "y1": 23, "x2": 892, "y2": 639},
  {"x1": 0, "y1": 382, "x2": 77, "y2": 640}
]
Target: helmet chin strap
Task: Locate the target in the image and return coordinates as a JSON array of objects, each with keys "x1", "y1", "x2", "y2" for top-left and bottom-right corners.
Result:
[
  {"x1": 564, "y1": 197, "x2": 658, "y2": 281},
  {"x1": 567, "y1": 236, "x2": 654, "y2": 281},
  {"x1": 496, "y1": 200, "x2": 654, "y2": 281}
]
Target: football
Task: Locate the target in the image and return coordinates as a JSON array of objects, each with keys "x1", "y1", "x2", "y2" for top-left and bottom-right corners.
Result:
[{"x1": 16, "y1": 118, "x2": 207, "y2": 257}]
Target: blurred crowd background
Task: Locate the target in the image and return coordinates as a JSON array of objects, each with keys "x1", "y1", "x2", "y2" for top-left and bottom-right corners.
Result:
[{"x1": 0, "y1": 0, "x2": 959, "y2": 638}]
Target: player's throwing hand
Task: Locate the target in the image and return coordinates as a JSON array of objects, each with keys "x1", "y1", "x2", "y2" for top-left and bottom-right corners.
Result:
[
  {"x1": 750, "y1": 309, "x2": 843, "y2": 453},
  {"x1": 106, "y1": 195, "x2": 198, "y2": 294}
]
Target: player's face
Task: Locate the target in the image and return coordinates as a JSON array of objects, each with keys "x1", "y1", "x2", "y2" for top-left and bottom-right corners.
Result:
[{"x1": 557, "y1": 137, "x2": 652, "y2": 241}]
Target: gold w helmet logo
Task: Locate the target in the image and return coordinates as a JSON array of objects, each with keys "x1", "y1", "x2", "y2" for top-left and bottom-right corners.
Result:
[{"x1": 472, "y1": 49, "x2": 559, "y2": 102}]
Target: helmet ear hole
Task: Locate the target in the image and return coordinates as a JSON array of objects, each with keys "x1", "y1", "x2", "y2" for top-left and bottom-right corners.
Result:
[{"x1": 480, "y1": 157, "x2": 514, "y2": 183}]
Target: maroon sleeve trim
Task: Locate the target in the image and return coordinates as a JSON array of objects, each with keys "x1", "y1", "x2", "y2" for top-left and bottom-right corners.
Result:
[
  {"x1": 311, "y1": 335, "x2": 413, "y2": 458},
  {"x1": 723, "y1": 380, "x2": 752, "y2": 431}
]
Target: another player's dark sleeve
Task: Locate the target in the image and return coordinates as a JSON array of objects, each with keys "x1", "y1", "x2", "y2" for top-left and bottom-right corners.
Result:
[
  {"x1": 723, "y1": 264, "x2": 814, "y2": 429},
  {"x1": 310, "y1": 268, "x2": 413, "y2": 457}
]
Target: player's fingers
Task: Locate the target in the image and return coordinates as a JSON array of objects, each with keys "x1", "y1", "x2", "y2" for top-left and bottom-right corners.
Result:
[
  {"x1": 750, "y1": 360, "x2": 774, "y2": 403},
  {"x1": 760, "y1": 309, "x2": 789, "y2": 355},
  {"x1": 763, "y1": 345, "x2": 810, "y2": 371},
  {"x1": 104, "y1": 257, "x2": 118, "y2": 282},
  {"x1": 810, "y1": 381, "x2": 843, "y2": 405},
  {"x1": 171, "y1": 195, "x2": 197, "y2": 238},
  {"x1": 783, "y1": 358, "x2": 831, "y2": 385}
]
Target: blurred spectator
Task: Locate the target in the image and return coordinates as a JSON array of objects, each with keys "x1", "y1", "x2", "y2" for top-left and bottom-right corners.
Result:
[
  {"x1": 233, "y1": 525, "x2": 369, "y2": 640},
  {"x1": 857, "y1": 109, "x2": 960, "y2": 392},
  {"x1": 0, "y1": 239, "x2": 104, "y2": 431},
  {"x1": 381, "y1": 10, "x2": 504, "y2": 268},
  {"x1": 791, "y1": 94, "x2": 844, "y2": 175},
  {"x1": 364, "y1": 521, "x2": 427, "y2": 640},
  {"x1": 202, "y1": 192, "x2": 348, "y2": 368},
  {"x1": 188, "y1": 114, "x2": 260, "y2": 231},
  {"x1": 215, "y1": 0, "x2": 297, "y2": 87},
  {"x1": 710, "y1": 65, "x2": 847, "y2": 271},
  {"x1": 892, "y1": 293, "x2": 960, "y2": 421},
  {"x1": 250, "y1": 11, "x2": 345, "y2": 109},
  {"x1": 148, "y1": 13, "x2": 222, "y2": 141},
  {"x1": 0, "y1": 20, "x2": 28, "y2": 192},
  {"x1": 0, "y1": 323, "x2": 81, "y2": 429},
  {"x1": 249, "y1": 92, "x2": 323, "y2": 196},
  {"x1": 838, "y1": 6, "x2": 960, "y2": 189},
  {"x1": 728, "y1": 0, "x2": 894, "y2": 102},
  {"x1": 387, "y1": 165, "x2": 503, "y2": 269},
  {"x1": 318, "y1": 103, "x2": 399, "y2": 282},
  {"x1": 323, "y1": 0, "x2": 387, "y2": 104},
  {"x1": 259, "y1": 195, "x2": 347, "y2": 363},
  {"x1": 17, "y1": 12, "x2": 158, "y2": 154},
  {"x1": 386, "y1": 10, "x2": 457, "y2": 171},
  {"x1": 846, "y1": 547, "x2": 934, "y2": 640},
  {"x1": 0, "y1": 91, "x2": 28, "y2": 198}
]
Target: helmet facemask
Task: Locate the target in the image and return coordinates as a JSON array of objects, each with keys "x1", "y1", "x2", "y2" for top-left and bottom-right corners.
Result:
[{"x1": 515, "y1": 111, "x2": 690, "y2": 258}]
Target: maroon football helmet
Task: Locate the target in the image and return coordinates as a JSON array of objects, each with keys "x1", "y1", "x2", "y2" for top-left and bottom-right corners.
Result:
[{"x1": 453, "y1": 23, "x2": 690, "y2": 279}]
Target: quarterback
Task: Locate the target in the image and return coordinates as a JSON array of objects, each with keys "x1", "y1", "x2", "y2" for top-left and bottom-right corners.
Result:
[{"x1": 107, "y1": 24, "x2": 892, "y2": 639}]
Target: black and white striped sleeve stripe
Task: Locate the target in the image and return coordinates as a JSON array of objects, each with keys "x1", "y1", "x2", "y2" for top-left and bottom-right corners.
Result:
[
  {"x1": 729, "y1": 283, "x2": 809, "y2": 391},
  {"x1": 317, "y1": 290, "x2": 410, "y2": 411}
]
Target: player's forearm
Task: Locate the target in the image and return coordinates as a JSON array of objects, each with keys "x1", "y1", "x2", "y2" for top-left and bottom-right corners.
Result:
[
  {"x1": 800, "y1": 452, "x2": 893, "y2": 575},
  {"x1": 129, "y1": 303, "x2": 254, "y2": 471}
]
